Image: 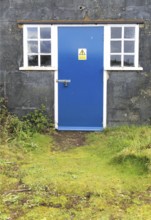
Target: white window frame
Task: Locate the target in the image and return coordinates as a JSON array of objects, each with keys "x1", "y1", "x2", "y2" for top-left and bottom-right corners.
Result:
[
  {"x1": 20, "y1": 24, "x2": 142, "y2": 72},
  {"x1": 104, "y1": 24, "x2": 143, "y2": 71},
  {"x1": 19, "y1": 25, "x2": 57, "y2": 71}
]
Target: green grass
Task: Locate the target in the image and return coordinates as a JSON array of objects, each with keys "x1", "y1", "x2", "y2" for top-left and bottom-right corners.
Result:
[{"x1": 0, "y1": 126, "x2": 151, "y2": 220}]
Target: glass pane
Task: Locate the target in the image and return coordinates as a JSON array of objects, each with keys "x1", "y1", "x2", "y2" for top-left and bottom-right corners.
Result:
[
  {"x1": 27, "y1": 27, "x2": 38, "y2": 39},
  {"x1": 28, "y1": 41, "x2": 38, "y2": 53},
  {"x1": 40, "y1": 41, "x2": 51, "y2": 53},
  {"x1": 28, "y1": 55, "x2": 38, "y2": 66},
  {"x1": 124, "y1": 55, "x2": 134, "y2": 66},
  {"x1": 111, "y1": 27, "x2": 122, "y2": 39},
  {"x1": 41, "y1": 55, "x2": 51, "y2": 66},
  {"x1": 40, "y1": 27, "x2": 51, "y2": 39},
  {"x1": 111, "y1": 41, "x2": 121, "y2": 53},
  {"x1": 124, "y1": 41, "x2": 134, "y2": 53},
  {"x1": 111, "y1": 55, "x2": 121, "y2": 66},
  {"x1": 124, "y1": 27, "x2": 135, "y2": 38}
]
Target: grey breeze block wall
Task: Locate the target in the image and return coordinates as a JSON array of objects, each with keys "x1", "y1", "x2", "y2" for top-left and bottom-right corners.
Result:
[{"x1": 0, "y1": 0, "x2": 151, "y2": 126}]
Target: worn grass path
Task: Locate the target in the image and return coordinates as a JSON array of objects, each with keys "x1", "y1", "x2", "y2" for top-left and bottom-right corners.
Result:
[{"x1": 0, "y1": 126, "x2": 151, "y2": 219}]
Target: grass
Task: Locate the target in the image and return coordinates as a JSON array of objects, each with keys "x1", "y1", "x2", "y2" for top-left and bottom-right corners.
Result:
[{"x1": 0, "y1": 126, "x2": 151, "y2": 219}]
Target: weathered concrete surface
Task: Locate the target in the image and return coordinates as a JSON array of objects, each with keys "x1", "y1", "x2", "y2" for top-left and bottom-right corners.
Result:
[
  {"x1": 0, "y1": 70, "x2": 54, "y2": 117},
  {"x1": 107, "y1": 71, "x2": 151, "y2": 125},
  {"x1": 5, "y1": 71, "x2": 54, "y2": 117},
  {"x1": 0, "y1": 0, "x2": 151, "y2": 125}
]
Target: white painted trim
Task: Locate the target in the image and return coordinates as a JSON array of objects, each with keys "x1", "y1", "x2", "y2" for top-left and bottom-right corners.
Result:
[
  {"x1": 22, "y1": 24, "x2": 52, "y2": 68},
  {"x1": 54, "y1": 26, "x2": 58, "y2": 129},
  {"x1": 55, "y1": 25, "x2": 107, "y2": 130},
  {"x1": 21, "y1": 23, "x2": 142, "y2": 130},
  {"x1": 121, "y1": 26, "x2": 124, "y2": 67},
  {"x1": 103, "y1": 26, "x2": 109, "y2": 128},
  {"x1": 103, "y1": 70, "x2": 107, "y2": 128},
  {"x1": 104, "y1": 26, "x2": 110, "y2": 69},
  {"x1": 37, "y1": 26, "x2": 40, "y2": 67},
  {"x1": 19, "y1": 67, "x2": 57, "y2": 71},
  {"x1": 51, "y1": 26, "x2": 58, "y2": 70},
  {"x1": 135, "y1": 25, "x2": 139, "y2": 67},
  {"x1": 23, "y1": 25, "x2": 28, "y2": 67},
  {"x1": 105, "y1": 67, "x2": 143, "y2": 71},
  {"x1": 108, "y1": 24, "x2": 140, "y2": 69}
]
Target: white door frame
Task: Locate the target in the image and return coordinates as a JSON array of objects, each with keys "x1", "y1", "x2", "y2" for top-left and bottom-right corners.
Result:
[{"x1": 54, "y1": 25, "x2": 108, "y2": 130}]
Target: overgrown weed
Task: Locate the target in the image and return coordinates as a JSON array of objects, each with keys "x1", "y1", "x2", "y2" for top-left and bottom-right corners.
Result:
[{"x1": 0, "y1": 97, "x2": 52, "y2": 151}]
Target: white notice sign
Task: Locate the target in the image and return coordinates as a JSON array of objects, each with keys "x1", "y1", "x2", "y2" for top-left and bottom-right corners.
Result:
[{"x1": 78, "y1": 48, "x2": 87, "y2": 60}]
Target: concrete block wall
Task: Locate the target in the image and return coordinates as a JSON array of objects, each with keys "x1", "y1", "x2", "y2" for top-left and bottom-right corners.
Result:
[{"x1": 0, "y1": 0, "x2": 151, "y2": 125}]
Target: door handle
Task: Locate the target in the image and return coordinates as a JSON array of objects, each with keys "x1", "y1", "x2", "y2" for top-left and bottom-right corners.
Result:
[{"x1": 56, "y1": 79, "x2": 71, "y2": 87}]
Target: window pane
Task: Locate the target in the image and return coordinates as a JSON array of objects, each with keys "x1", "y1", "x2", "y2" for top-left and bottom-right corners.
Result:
[
  {"x1": 40, "y1": 41, "x2": 51, "y2": 53},
  {"x1": 124, "y1": 41, "x2": 134, "y2": 53},
  {"x1": 124, "y1": 55, "x2": 134, "y2": 66},
  {"x1": 111, "y1": 27, "x2": 122, "y2": 39},
  {"x1": 111, "y1": 41, "x2": 121, "y2": 53},
  {"x1": 28, "y1": 41, "x2": 38, "y2": 53},
  {"x1": 124, "y1": 27, "x2": 135, "y2": 38},
  {"x1": 27, "y1": 27, "x2": 38, "y2": 39},
  {"x1": 28, "y1": 55, "x2": 38, "y2": 66},
  {"x1": 111, "y1": 55, "x2": 121, "y2": 66},
  {"x1": 40, "y1": 27, "x2": 51, "y2": 39},
  {"x1": 41, "y1": 55, "x2": 51, "y2": 66}
]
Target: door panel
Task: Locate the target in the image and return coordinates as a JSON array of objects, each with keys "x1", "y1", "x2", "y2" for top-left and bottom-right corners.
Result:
[{"x1": 57, "y1": 27, "x2": 104, "y2": 130}]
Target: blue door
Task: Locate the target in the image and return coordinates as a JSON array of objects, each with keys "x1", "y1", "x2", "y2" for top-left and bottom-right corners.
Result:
[{"x1": 58, "y1": 26, "x2": 104, "y2": 131}]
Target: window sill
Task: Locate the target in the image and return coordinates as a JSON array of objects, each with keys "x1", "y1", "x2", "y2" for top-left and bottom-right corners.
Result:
[
  {"x1": 105, "y1": 67, "x2": 143, "y2": 71},
  {"x1": 19, "y1": 67, "x2": 57, "y2": 71}
]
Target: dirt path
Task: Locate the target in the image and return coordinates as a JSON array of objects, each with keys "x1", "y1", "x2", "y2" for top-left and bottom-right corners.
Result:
[{"x1": 51, "y1": 131, "x2": 87, "y2": 151}]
